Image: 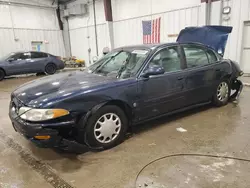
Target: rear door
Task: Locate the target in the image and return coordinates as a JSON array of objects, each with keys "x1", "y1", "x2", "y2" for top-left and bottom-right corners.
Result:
[
  {"x1": 136, "y1": 45, "x2": 187, "y2": 120},
  {"x1": 181, "y1": 44, "x2": 217, "y2": 105},
  {"x1": 28, "y1": 52, "x2": 48, "y2": 73}
]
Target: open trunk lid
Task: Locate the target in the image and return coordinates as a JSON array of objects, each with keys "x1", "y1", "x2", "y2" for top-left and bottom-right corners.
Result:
[{"x1": 177, "y1": 26, "x2": 233, "y2": 56}]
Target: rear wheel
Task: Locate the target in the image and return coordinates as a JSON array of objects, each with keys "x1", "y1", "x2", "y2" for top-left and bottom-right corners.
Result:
[
  {"x1": 0, "y1": 69, "x2": 5, "y2": 81},
  {"x1": 213, "y1": 80, "x2": 231, "y2": 107},
  {"x1": 45, "y1": 63, "x2": 56, "y2": 75},
  {"x1": 78, "y1": 105, "x2": 128, "y2": 150}
]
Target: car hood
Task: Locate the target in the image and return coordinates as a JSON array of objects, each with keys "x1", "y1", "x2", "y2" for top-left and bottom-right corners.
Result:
[
  {"x1": 13, "y1": 71, "x2": 117, "y2": 107},
  {"x1": 177, "y1": 26, "x2": 232, "y2": 56}
]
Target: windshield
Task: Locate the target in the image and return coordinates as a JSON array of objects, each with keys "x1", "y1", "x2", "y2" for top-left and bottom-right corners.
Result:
[
  {"x1": 88, "y1": 49, "x2": 149, "y2": 79},
  {"x1": 0, "y1": 52, "x2": 15, "y2": 61}
]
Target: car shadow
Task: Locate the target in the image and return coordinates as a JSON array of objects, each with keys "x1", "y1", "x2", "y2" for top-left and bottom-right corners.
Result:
[
  {"x1": 38, "y1": 101, "x2": 240, "y2": 157},
  {"x1": 126, "y1": 103, "x2": 213, "y2": 138},
  {"x1": 27, "y1": 102, "x2": 239, "y2": 174}
]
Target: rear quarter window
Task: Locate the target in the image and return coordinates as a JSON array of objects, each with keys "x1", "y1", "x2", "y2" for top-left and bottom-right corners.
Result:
[{"x1": 206, "y1": 49, "x2": 218, "y2": 63}]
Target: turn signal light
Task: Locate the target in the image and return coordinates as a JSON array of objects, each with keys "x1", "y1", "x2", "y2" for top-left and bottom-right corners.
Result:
[{"x1": 34, "y1": 135, "x2": 51, "y2": 140}]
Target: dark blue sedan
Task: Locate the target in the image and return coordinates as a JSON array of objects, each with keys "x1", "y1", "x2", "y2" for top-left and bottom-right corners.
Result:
[
  {"x1": 9, "y1": 26, "x2": 243, "y2": 150},
  {"x1": 0, "y1": 51, "x2": 65, "y2": 81}
]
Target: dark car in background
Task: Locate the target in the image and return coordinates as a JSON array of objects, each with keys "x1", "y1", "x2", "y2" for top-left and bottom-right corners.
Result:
[
  {"x1": 0, "y1": 51, "x2": 65, "y2": 81},
  {"x1": 8, "y1": 26, "x2": 243, "y2": 151}
]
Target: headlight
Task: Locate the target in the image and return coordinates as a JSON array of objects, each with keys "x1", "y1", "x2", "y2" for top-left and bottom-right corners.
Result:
[{"x1": 18, "y1": 107, "x2": 69, "y2": 122}]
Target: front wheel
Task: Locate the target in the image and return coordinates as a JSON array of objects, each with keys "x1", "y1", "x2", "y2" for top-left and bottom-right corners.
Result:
[
  {"x1": 213, "y1": 80, "x2": 231, "y2": 107},
  {"x1": 80, "y1": 105, "x2": 128, "y2": 150},
  {"x1": 0, "y1": 69, "x2": 5, "y2": 81}
]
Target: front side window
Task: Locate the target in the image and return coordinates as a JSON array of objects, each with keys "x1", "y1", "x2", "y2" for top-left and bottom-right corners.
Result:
[
  {"x1": 145, "y1": 46, "x2": 181, "y2": 73},
  {"x1": 11, "y1": 52, "x2": 30, "y2": 60},
  {"x1": 183, "y1": 45, "x2": 209, "y2": 68}
]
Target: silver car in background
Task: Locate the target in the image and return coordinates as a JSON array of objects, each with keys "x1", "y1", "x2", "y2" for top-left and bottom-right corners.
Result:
[{"x1": 0, "y1": 51, "x2": 65, "y2": 81}]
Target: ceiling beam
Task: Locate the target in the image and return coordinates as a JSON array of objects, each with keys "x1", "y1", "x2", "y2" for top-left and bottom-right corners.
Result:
[{"x1": 104, "y1": 0, "x2": 113, "y2": 21}]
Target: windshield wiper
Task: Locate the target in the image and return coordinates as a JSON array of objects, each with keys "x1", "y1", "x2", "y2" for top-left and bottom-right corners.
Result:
[
  {"x1": 92, "y1": 51, "x2": 123, "y2": 74},
  {"x1": 117, "y1": 54, "x2": 131, "y2": 78}
]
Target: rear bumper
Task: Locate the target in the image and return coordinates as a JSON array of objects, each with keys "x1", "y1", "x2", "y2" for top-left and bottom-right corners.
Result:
[
  {"x1": 230, "y1": 79, "x2": 243, "y2": 100},
  {"x1": 58, "y1": 61, "x2": 65, "y2": 70}
]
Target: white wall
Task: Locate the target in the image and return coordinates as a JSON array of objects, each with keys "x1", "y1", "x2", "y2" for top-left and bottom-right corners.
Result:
[
  {"x1": 68, "y1": 0, "x2": 204, "y2": 66},
  {"x1": 210, "y1": 0, "x2": 250, "y2": 66},
  {"x1": 224, "y1": 0, "x2": 250, "y2": 65},
  {"x1": 67, "y1": 0, "x2": 250, "y2": 72},
  {"x1": 113, "y1": 6, "x2": 202, "y2": 48},
  {"x1": 0, "y1": 0, "x2": 65, "y2": 57},
  {"x1": 112, "y1": 0, "x2": 201, "y2": 21},
  {"x1": 68, "y1": 0, "x2": 109, "y2": 66}
]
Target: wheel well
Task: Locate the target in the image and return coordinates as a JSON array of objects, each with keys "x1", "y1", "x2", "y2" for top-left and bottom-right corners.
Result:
[
  {"x1": 105, "y1": 100, "x2": 133, "y2": 123},
  {"x1": 221, "y1": 74, "x2": 232, "y2": 84},
  {"x1": 46, "y1": 62, "x2": 56, "y2": 67}
]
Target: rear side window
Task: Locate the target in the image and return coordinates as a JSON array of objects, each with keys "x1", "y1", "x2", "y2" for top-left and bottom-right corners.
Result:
[
  {"x1": 31, "y1": 52, "x2": 48, "y2": 59},
  {"x1": 183, "y1": 45, "x2": 209, "y2": 68},
  {"x1": 206, "y1": 49, "x2": 217, "y2": 63}
]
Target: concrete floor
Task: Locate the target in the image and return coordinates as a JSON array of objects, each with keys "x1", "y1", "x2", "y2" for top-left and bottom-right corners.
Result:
[{"x1": 0, "y1": 75, "x2": 250, "y2": 188}]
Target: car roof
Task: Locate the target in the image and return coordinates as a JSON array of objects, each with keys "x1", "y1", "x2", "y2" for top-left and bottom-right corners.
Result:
[
  {"x1": 116, "y1": 42, "x2": 215, "y2": 52},
  {"x1": 12, "y1": 51, "x2": 48, "y2": 54}
]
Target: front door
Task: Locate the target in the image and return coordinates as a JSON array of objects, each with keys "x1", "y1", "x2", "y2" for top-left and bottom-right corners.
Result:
[
  {"x1": 136, "y1": 45, "x2": 186, "y2": 121},
  {"x1": 28, "y1": 52, "x2": 49, "y2": 73},
  {"x1": 7, "y1": 52, "x2": 31, "y2": 75}
]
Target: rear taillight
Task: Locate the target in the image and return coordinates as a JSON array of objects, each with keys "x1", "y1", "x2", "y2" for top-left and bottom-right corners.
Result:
[{"x1": 56, "y1": 56, "x2": 62, "y2": 60}]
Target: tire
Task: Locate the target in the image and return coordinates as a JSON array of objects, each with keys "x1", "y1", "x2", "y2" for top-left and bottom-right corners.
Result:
[
  {"x1": 0, "y1": 69, "x2": 5, "y2": 81},
  {"x1": 80, "y1": 105, "x2": 128, "y2": 150},
  {"x1": 213, "y1": 79, "x2": 231, "y2": 107},
  {"x1": 45, "y1": 63, "x2": 56, "y2": 75}
]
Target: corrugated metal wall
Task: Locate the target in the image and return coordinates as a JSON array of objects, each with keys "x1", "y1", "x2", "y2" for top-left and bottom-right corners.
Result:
[
  {"x1": 68, "y1": 0, "x2": 109, "y2": 66},
  {"x1": 223, "y1": 0, "x2": 250, "y2": 64},
  {"x1": 0, "y1": 1, "x2": 65, "y2": 57},
  {"x1": 113, "y1": 6, "x2": 202, "y2": 48},
  {"x1": 0, "y1": 28, "x2": 65, "y2": 57},
  {"x1": 68, "y1": 0, "x2": 203, "y2": 65},
  {"x1": 69, "y1": 24, "x2": 109, "y2": 66},
  {"x1": 67, "y1": 0, "x2": 250, "y2": 70}
]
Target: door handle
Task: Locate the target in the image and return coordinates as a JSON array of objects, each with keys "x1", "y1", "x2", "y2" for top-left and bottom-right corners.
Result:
[
  {"x1": 177, "y1": 77, "x2": 184, "y2": 80},
  {"x1": 216, "y1": 69, "x2": 221, "y2": 72}
]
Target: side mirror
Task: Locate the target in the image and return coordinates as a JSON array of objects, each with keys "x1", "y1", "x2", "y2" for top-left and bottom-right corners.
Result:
[
  {"x1": 142, "y1": 64, "x2": 165, "y2": 78},
  {"x1": 8, "y1": 58, "x2": 15, "y2": 62}
]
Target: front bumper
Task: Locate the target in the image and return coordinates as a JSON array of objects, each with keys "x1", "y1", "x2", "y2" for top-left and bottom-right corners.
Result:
[{"x1": 8, "y1": 104, "x2": 87, "y2": 151}]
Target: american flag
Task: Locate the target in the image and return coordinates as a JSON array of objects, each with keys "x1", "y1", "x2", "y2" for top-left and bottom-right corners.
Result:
[{"x1": 142, "y1": 17, "x2": 161, "y2": 44}]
